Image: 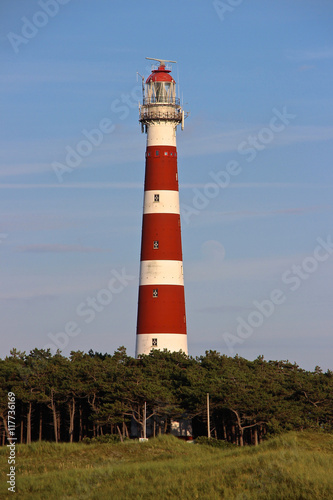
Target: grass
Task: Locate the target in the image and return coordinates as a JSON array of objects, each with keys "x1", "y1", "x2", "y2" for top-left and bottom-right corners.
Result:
[{"x1": 1, "y1": 431, "x2": 332, "y2": 499}]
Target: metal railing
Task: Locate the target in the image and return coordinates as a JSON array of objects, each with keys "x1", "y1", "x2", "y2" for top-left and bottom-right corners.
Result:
[{"x1": 143, "y1": 96, "x2": 180, "y2": 106}]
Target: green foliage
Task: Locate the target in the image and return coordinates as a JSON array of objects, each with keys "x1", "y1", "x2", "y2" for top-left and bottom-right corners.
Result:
[{"x1": 0, "y1": 348, "x2": 332, "y2": 446}]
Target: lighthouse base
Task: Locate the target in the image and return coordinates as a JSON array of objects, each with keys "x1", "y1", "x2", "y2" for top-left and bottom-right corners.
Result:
[{"x1": 135, "y1": 333, "x2": 188, "y2": 358}]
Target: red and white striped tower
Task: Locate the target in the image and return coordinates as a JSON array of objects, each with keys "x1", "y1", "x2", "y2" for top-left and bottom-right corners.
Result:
[{"x1": 135, "y1": 58, "x2": 188, "y2": 357}]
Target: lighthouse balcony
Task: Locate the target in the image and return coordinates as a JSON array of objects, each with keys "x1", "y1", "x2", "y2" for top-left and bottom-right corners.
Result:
[{"x1": 139, "y1": 105, "x2": 182, "y2": 123}]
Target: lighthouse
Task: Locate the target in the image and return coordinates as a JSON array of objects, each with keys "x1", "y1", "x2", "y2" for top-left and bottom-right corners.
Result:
[{"x1": 135, "y1": 58, "x2": 188, "y2": 357}]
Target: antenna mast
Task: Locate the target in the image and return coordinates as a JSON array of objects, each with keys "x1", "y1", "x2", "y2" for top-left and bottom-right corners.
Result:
[{"x1": 146, "y1": 57, "x2": 177, "y2": 67}]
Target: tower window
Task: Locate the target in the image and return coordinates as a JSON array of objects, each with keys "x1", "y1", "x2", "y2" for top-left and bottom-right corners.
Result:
[
  {"x1": 152, "y1": 338, "x2": 158, "y2": 346},
  {"x1": 153, "y1": 240, "x2": 159, "y2": 249},
  {"x1": 164, "y1": 151, "x2": 168, "y2": 156},
  {"x1": 155, "y1": 150, "x2": 160, "y2": 156},
  {"x1": 153, "y1": 289, "x2": 158, "y2": 298},
  {"x1": 154, "y1": 194, "x2": 160, "y2": 202}
]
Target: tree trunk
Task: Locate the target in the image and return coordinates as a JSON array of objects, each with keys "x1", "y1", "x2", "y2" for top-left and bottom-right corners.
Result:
[
  {"x1": 117, "y1": 425, "x2": 123, "y2": 442},
  {"x1": 50, "y1": 392, "x2": 58, "y2": 443},
  {"x1": 69, "y1": 396, "x2": 75, "y2": 443},
  {"x1": 79, "y1": 406, "x2": 83, "y2": 442},
  {"x1": 230, "y1": 409, "x2": 244, "y2": 446},
  {"x1": 26, "y1": 402, "x2": 32, "y2": 444},
  {"x1": 253, "y1": 427, "x2": 258, "y2": 446},
  {"x1": 1, "y1": 415, "x2": 9, "y2": 440},
  {"x1": 20, "y1": 416, "x2": 24, "y2": 444},
  {"x1": 57, "y1": 411, "x2": 61, "y2": 442},
  {"x1": 239, "y1": 430, "x2": 244, "y2": 447},
  {"x1": 231, "y1": 425, "x2": 236, "y2": 444},
  {"x1": 39, "y1": 408, "x2": 43, "y2": 442}
]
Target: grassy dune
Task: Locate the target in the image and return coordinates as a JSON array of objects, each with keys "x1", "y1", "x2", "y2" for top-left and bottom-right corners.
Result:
[{"x1": 1, "y1": 432, "x2": 332, "y2": 499}]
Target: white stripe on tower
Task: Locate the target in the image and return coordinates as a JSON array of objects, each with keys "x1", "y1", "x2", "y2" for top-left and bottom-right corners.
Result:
[
  {"x1": 143, "y1": 190, "x2": 180, "y2": 215},
  {"x1": 147, "y1": 123, "x2": 176, "y2": 147},
  {"x1": 140, "y1": 260, "x2": 184, "y2": 286}
]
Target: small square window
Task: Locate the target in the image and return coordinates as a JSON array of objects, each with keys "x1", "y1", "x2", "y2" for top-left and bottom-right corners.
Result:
[
  {"x1": 164, "y1": 151, "x2": 168, "y2": 156},
  {"x1": 153, "y1": 289, "x2": 158, "y2": 298},
  {"x1": 154, "y1": 194, "x2": 159, "y2": 202},
  {"x1": 152, "y1": 338, "x2": 158, "y2": 346},
  {"x1": 170, "y1": 152, "x2": 173, "y2": 156},
  {"x1": 147, "y1": 152, "x2": 151, "y2": 156},
  {"x1": 155, "y1": 150, "x2": 159, "y2": 156},
  {"x1": 153, "y1": 240, "x2": 159, "y2": 249}
]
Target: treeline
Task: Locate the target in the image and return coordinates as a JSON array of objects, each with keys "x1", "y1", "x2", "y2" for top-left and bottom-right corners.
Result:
[{"x1": 1, "y1": 348, "x2": 332, "y2": 446}]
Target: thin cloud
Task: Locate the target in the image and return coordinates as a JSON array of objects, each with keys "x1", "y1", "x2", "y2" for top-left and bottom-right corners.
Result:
[
  {"x1": 0, "y1": 182, "x2": 142, "y2": 189},
  {"x1": 181, "y1": 123, "x2": 333, "y2": 157},
  {"x1": 287, "y1": 47, "x2": 333, "y2": 61},
  {"x1": 186, "y1": 252, "x2": 333, "y2": 284},
  {"x1": 1, "y1": 182, "x2": 332, "y2": 191},
  {"x1": 297, "y1": 65, "x2": 315, "y2": 72},
  {"x1": 0, "y1": 61, "x2": 130, "y2": 87},
  {"x1": 16, "y1": 244, "x2": 111, "y2": 254},
  {"x1": 181, "y1": 182, "x2": 333, "y2": 189},
  {"x1": 0, "y1": 163, "x2": 54, "y2": 177},
  {"x1": 196, "y1": 305, "x2": 253, "y2": 314},
  {"x1": 188, "y1": 205, "x2": 330, "y2": 226}
]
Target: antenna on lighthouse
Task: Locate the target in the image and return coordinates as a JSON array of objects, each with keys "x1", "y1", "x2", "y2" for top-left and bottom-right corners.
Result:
[
  {"x1": 146, "y1": 57, "x2": 177, "y2": 67},
  {"x1": 136, "y1": 72, "x2": 145, "y2": 95}
]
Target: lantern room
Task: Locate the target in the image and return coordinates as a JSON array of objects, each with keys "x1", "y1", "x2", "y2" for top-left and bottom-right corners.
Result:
[{"x1": 144, "y1": 63, "x2": 177, "y2": 105}]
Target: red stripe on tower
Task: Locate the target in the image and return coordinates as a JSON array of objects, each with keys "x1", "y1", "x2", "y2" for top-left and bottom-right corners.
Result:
[{"x1": 136, "y1": 58, "x2": 188, "y2": 357}]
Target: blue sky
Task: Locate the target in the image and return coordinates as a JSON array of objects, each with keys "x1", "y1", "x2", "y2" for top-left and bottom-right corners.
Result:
[{"x1": 0, "y1": 0, "x2": 332, "y2": 371}]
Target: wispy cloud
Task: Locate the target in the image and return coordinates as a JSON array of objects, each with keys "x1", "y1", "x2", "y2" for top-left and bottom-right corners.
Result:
[
  {"x1": 184, "y1": 205, "x2": 331, "y2": 229},
  {"x1": 0, "y1": 182, "x2": 142, "y2": 189},
  {"x1": 203, "y1": 205, "x2": 329, "y2": 220},
  {"x1": 196, "y1": 305, "x2": 253, "y2": 314},
  {"x1": 180, "y1": 122, "x2": 333, "y2": 158},
  {"x1": 2, "y1": 121, "x2": 333, "y2": 181},
  {"x1": 287, "y1": 47, "x2": 333, "y2": 61},
  {"x1": 0, "y1": 267, "x2": 138, "y2": 301},
  {"x1": 181, "y1": 182, "x2": 333, "y2": 190},
  {"x1": 186, "y1": 254, "x2": 295, "y2": 283},
  {"x1": 1, "y1": 182, "x2": 332, "y2": 191},
  {"x1": 186, "y1": 251, "x2": 333, "y2": 284},
  {"x1": 297, "y1": 65, "x2": 315, "y2": 72},
  {"x1": 0, "y1": 61, "x2": 130, "y2": 88},
  {"x1": 16, "y1": 244, "x2": 111, "y2": 254},
  {"x1": 0, "y1": 163, "x2": 55, "y2": 177},
  {"x1": 0, "y1": 131, "x2": 143, "y2": 178}
]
